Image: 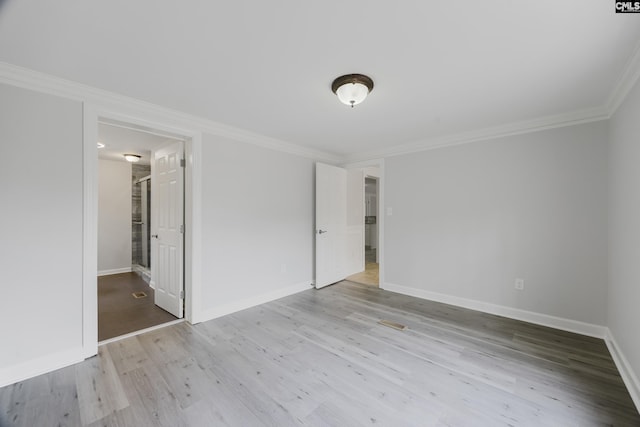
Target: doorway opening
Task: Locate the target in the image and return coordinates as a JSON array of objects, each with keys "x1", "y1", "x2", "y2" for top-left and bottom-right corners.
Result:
[
  {"x1": 96, "y1": 120, "x2": 186, "y2": 342},
  {"x1": 347, "y1": 172, "x2": 380, "y2": 287},
  {"x1": 315, "y1": 160, "x2": 384, "y2": 289}
]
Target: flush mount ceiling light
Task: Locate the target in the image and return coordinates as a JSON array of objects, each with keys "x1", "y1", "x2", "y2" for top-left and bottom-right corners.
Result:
[
  {"x1": 97, "y1": 142, "x2": 105, "y2": 149},
  {"x1": 124, "y1": 154, "x2": 141, "y2": 163},
  {"x1": 331, "y1": 74, "x2": 374, "y2": 108}
]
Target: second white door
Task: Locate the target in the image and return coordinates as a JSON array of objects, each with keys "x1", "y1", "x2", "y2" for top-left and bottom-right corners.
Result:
[{"x1": 152, "y1": 141, "x2": 184, "y2": 318}]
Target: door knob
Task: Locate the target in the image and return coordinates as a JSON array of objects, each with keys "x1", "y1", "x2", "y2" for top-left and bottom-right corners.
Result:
[
  {"x1": 318, "y1": 230, "x2": 327, "y2": 234},
  {"x1": 151, "y1": 234, "x2": 158, "y2": 239}
]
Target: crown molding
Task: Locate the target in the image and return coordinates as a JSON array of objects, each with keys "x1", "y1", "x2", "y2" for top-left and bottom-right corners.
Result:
[
  {"x1": 347, "y1": 38, "x2": 640, "y2": 162},
  {"x1": 0, "y1": 62, "x2": 341, "y2": 164},
  {"x1": 606, "y1": 39, "x2": 640, "y2": 117},
  {"x1": 346, "y1": 106, "x2": 609, "y2": 162},
  {"x1": 3, "y1": 57, "x2": 638, "y2": 166}
]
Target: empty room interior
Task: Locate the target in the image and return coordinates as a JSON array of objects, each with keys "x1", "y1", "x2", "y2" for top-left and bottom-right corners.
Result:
[{"x1": 1, "y1": 1, "x2": 640, "y2": 426}]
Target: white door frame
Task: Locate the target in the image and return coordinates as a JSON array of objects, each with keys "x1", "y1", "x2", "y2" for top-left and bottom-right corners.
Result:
[
  {"x1": 342, "y1": 158, "x2": 385, "y2": 289},
  {"x1": 82, "y1": 104, "x2": 203, "y2": 359}
]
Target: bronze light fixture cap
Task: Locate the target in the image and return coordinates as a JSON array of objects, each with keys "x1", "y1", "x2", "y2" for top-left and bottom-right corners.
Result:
[{"x1": 331, "y1": 74, "x2": 374, "y2": 107}]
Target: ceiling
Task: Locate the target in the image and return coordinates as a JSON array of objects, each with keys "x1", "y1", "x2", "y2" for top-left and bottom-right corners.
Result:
[
  {"x1": 1, "y1": 1, "x2": 639, "y2": 158},
  {"x1": 98, "y1": 122, "x2": 179, "y2": 165}
]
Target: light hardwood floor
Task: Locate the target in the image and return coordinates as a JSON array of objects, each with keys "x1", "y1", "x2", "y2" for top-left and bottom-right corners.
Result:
[
  {"x1": 1, "y1": 281, "x2": 638, "y2": 426},
  {"x1": 347, "y1": 248, "x2": 379, "y2": 287},
  {"x1": 346, "y1": 262, "x2": 379, "y2": 287}
]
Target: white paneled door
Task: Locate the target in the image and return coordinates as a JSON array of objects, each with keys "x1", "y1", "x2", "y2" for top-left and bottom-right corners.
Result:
[
  {"x1": 315, "y1": 163, "x2": 365, "y2": 288},
  {"x1": 153, "y1": 141, "x2": 184, "y2": 318}
]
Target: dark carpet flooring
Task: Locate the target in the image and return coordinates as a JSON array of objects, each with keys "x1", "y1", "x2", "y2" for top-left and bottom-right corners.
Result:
[{"x1": 98, "y1": 272, "x2": 177, "y2": 341}]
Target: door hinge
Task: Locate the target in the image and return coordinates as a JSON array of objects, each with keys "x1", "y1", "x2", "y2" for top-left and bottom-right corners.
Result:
[
  {"x1": 180, "y1": 158, "x2": 185, "y2": 168},
  {"x1": 180, "y1": 224, "x2": 184, "y2": 233},
  {"x1": 180, "y1": 290, "x2": 184, "y2": 299}
]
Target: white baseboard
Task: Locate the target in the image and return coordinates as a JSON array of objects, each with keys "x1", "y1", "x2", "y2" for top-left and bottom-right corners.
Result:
[
  {"x1": 382, "y1": 282, "x2": 607, "y2": 339},
  {"x1": 97, "y1": 267, "x2": 132, "y2": 277},
  {"x1": 196, "y1": 281, "x2": 313, "y2": 324},
  {"x1": 381, "y1": 282, "x2": 640, "y2": 411},
  {"x1": 0, "y1": 347, "x2": 84, "y2": 388},
  {"x1": 604, "y1": 329, "x2": 640, "y2": 412}
]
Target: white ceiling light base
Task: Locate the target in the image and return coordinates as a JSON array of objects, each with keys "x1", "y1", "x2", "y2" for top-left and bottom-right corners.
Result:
[{"x1": 332, "y1": 74, "x2": 374, "y2": 108}]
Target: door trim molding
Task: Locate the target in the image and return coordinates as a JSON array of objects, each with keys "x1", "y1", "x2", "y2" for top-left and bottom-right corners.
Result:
[
  {"x1": 82, "y1": 104, "x2": 203, "y2": 359},
  {"x1": 82, "y1": 104, "x2": 99, "y2": 358}
]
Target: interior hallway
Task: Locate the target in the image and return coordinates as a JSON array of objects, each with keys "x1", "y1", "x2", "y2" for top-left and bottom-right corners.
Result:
[{"x1": 98, "y1": 272, "x2": 177, "y2": 341}]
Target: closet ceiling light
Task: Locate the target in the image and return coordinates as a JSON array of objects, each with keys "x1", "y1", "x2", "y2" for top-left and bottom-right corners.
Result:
[
  {"x1": 97, "y1": 142, "x2": 105, "y2": 148},
  {"x1": 124, "y1": 154, "x2": 141, "y2": 162}
]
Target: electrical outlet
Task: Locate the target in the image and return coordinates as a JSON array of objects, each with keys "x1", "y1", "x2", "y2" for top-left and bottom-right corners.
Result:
[{"x1": 515, "y1": 278, "x2": 525, "y2": 290}]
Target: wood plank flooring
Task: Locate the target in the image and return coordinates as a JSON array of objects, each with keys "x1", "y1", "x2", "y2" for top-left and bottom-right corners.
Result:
[
  {"x1": 347, "y1": 248, "x2": 379, "y2": 287},
  {"x1": 1, "y1": 281, "x2": 638, "y2": 426},
  {"x1": 346, "y1": 262, "x2": 379, "y2": 287},
  {"x1": 98, "y1": 273, "x2": 177, "y2": 341}
]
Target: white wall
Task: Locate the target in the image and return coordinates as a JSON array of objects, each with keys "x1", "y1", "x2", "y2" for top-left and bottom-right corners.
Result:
[
  {"x1": 608, "y1": 76, "x2": 640, "y2": 386},
  {"x1": 0, "y1": 83, "x2": 84, "y2": 383},
  {"x1": 385, "y1": 121, "x2": 609, "y2": 326},
  {"x1": 98, "y1": 159, "x2": 132, "y2": 274},
  {"x1": 0, "y1": 79, "x2": 320, "y2": 385},
  {"x1": 199, "y1": 135, "x2": 314, "y2": 317}
]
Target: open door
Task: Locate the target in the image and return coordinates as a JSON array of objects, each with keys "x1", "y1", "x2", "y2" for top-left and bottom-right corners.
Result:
[
  {"x1": 315, "y1": 163, "x2": 364, "y2": 288},
  {"x1": 152, "y1": 141, "x2": 184, "y2": 318}
]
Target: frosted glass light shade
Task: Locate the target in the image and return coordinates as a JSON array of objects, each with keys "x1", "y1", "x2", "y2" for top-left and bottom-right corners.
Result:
[
  {"x1": 331, "y1": 74, "x2": 374, "y2": 108},
  {"x1": 335, "y1": 82, "x2": 369, "y2": 107},
  {"x1": 124, "y1": 154, "x2": 141, "y2": 162}
]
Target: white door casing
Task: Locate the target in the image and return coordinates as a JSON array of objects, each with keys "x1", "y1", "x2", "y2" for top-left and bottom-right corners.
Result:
[
  {"x1": 315, "y1": 163, "x2": 365, "y2": 288},
  {"x1": 152, "y1": 141, "x2": 185, "y2": 318}
]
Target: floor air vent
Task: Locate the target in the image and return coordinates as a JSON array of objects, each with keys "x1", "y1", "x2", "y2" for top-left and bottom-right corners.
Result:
[
  {"x1": 132, "y1": 291, "x2": 147, "y2": 299},
  {"x1": 378, "y1": 319, "x2": 407, "y2": 331}
]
